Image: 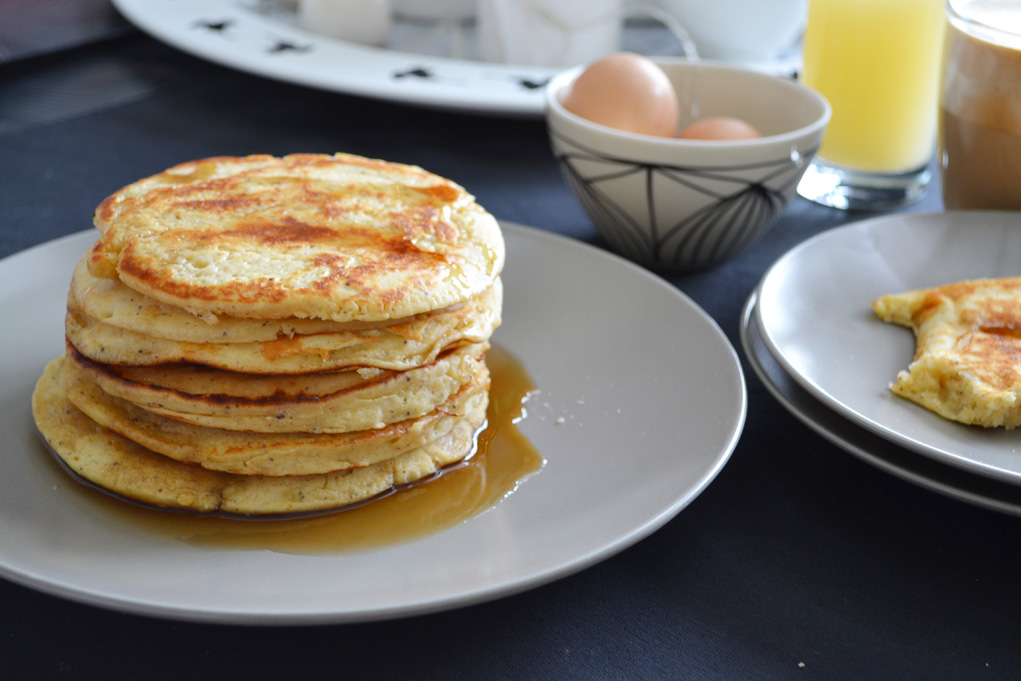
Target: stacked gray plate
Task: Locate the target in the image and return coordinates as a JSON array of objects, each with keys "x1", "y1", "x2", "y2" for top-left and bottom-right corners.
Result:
[{"x1": 743, "y1": 211, "x2": 1021, "y2": 516}]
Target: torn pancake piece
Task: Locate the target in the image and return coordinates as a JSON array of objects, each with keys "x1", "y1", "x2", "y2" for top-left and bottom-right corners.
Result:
[{"x1": 872, "y1": 277, "x2": 1021, "y2": 429}]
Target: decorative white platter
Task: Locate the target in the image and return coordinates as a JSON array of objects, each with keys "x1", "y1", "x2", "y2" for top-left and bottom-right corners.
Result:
[
  {"x1": 0, "y1": 222, "x2": 745, "y2": 624},
  {"x1": 110, "y1": 0, "x2": 793, "y2": 117},
  {"x1": 755, "y1": 211, "x2": 1021, "y2": 485},
  {"x1": 742, "y1": 290, "x2": 1021, "y2": 517},
  {"x1": 110, "y1": 0, "x2": 590, "y2": 116}
]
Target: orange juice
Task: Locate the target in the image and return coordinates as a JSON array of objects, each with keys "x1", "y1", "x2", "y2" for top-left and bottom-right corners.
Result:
[{"x1": 802, "y1": 0, "x2": 945, "y2": 173}]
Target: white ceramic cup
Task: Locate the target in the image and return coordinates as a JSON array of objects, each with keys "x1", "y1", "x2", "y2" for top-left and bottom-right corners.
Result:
[{"x1": 653, "y1": 0, "x2": 806, "y2": 62}]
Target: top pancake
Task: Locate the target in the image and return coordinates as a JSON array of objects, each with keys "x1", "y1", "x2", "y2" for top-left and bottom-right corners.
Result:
[
  {"x1": 872, "y1": 277, "x2": 1021, "y2": 428},
  {"x1": 88, "y1": 153, "x2": 505, "y2": 322}
]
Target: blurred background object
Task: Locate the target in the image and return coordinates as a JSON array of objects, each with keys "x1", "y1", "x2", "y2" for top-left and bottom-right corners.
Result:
[
  {"x1": 298, "y1": 0, "x2": 392, "y2": 46},
  {"x1": 476, "y1": 0, "x2": 624, "y2": 67},
  {"x1": 0, "y1": 0, "x2": 130, "y2": 63},
  {"x1": 393, "y1": 0, "x2": 476, "y2": 20},
  {"x1": 0, "y1": 0, "x2": 171, "y2": 136},
  {"x1": 649, "y1": 0, "x2": 806, "y2": 65}
]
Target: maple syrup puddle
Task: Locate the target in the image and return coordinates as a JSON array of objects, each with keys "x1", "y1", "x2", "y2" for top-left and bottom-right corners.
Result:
[{"x1": 43, "y1": 345, "x2": 543, "y2": 554}]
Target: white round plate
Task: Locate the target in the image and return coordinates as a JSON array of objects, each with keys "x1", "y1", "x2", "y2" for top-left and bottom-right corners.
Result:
[
  {"x1": 741, "y1": 290, "x2": 1021, "y2": 517},
  {"x1": 755, "y1": 211, "x2": 1021, "y2": 485},
  {"x1": 110, "y1": 0, "x2": 792, "y2": 117},
  {"x1": 0, "y1": 223, "x2": 745, "y2": 624}
]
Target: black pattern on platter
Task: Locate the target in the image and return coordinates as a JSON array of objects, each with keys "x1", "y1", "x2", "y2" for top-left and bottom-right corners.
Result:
[
  {"x1": 193, "y1": 19, "x2": 234, "y2": 33},
  {"x1": 190, "y1": 14, "x2": 547, "y2": 92},
  {"x1": 193, "y1": 17, "x2": 313, "y2": 54},
  {"x1": 550, "y1": 128, "x2": 816, "y2": 270},
  {"x1": 393, "y1": 67, "x2": 435, "y2": 80},
  {"x1": 391, "y1": 66, "x2": 550, "y2": 93},
  {"x1": 515, "y1": 77, "x2": 550, "y2": 91},
  {"x1": 268, "y1": 39, "x2": 312, "y2": 54}
]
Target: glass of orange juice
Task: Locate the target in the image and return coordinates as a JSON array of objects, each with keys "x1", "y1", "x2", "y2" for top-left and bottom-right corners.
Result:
[{"x1": 796, "y1": 0, "x2": 946, "y2": 210}]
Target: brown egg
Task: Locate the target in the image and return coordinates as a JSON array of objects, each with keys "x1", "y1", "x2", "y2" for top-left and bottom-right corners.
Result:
[
  {"x1": 562, "y1": 52, "x2": 680, "y2": 138},
  {"x1": 678, "y1": 116, "x2": 763, "y2": 140}
]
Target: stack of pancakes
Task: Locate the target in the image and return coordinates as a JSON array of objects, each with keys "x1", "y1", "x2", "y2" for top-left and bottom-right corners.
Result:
[{"x1": 32, "y1": 153, "x2": 505, "y2": 516}]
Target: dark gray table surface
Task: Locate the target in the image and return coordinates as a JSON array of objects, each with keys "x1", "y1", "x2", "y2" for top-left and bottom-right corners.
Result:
[{"x1": 1, "y1": 10, "x2": 1018, "y2": 681}]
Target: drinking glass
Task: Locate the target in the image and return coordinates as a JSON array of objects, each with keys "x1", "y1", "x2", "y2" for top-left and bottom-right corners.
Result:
[
  {"x1": 796, "y1": 0, "x2": 946, "y2": 210},
  {"x1": 940, "y1": 0, "x2": 1021, "y2": 210}
]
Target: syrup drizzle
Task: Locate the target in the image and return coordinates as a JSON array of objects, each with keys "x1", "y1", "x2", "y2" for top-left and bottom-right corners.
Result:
[{"x1": 44, "y1": 345, "x2": 542, "y2": 555}]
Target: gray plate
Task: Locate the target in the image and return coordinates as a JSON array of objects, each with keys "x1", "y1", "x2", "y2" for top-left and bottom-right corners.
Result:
[
  {"x1": 742, "y1": 289, "x2": 1021, "y2": 516},
  {"x1": 0, "y1": 223, "x2": 745, "y2": 624},
  {"x1": 756, "y1": 211, "x2": 1021, "y2": 484}
]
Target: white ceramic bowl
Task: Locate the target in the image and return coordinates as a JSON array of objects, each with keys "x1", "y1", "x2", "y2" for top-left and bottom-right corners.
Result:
[{"x1": 545, "y1": 58, "x2": 830, "y2": 271}]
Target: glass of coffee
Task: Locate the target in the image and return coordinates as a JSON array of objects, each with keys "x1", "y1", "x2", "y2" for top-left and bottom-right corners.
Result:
[{"x1": 940, "y1": 0, "x2": 1021, "y2": 210}]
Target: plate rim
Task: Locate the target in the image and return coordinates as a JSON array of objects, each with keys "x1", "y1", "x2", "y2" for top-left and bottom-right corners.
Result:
[
  {"x1": 0, "y1": 221, "x2": 745, "y2": 624},
  {"x1": 754, "y1": 210, "x2": 1021, "y2": 484},
  {"x1": 741, "y1": 288, "x2": 1021, "y2": 517}
]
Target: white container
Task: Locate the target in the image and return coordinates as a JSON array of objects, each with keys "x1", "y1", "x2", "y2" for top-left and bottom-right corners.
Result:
[
  {"x1": 545, "y1": 58, "x2": 830, "y2": 270},
  {"x1": 656, "y1": 0, "x2": 806, "y2": 62},
  {"x1": 476, "y1": 0, "x2": 623, "y2": 67},
  {"x1": 393, "y1": 0, "x2": 475, "y2": 20},
  {"x1": 298, "y1": 0, "x2": 392, "y2": 47}
]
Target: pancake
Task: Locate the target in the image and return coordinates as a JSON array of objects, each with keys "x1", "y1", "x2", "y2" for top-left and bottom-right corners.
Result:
[
  {"x1": 87, "y1": 153, "x2": 505, "y2": 323},
  {"x1": 873, "y1": 277, "x2": 1021, "y2": 428},
  {"x1": 69, "y1": 255, "x2": 398, "y2": 342},
  {"x1": 56, "y1": 354, "x2": 489, "y2": 477},
  {"x1": 34, "y1": 358, "x2": 485, "y2": 515},
  {"x1": 68, "y1": 341, "x2": 489, "y2": 433},
  {"x1": 65, "y1": 278, "x2": 501, "y2": 373}
]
